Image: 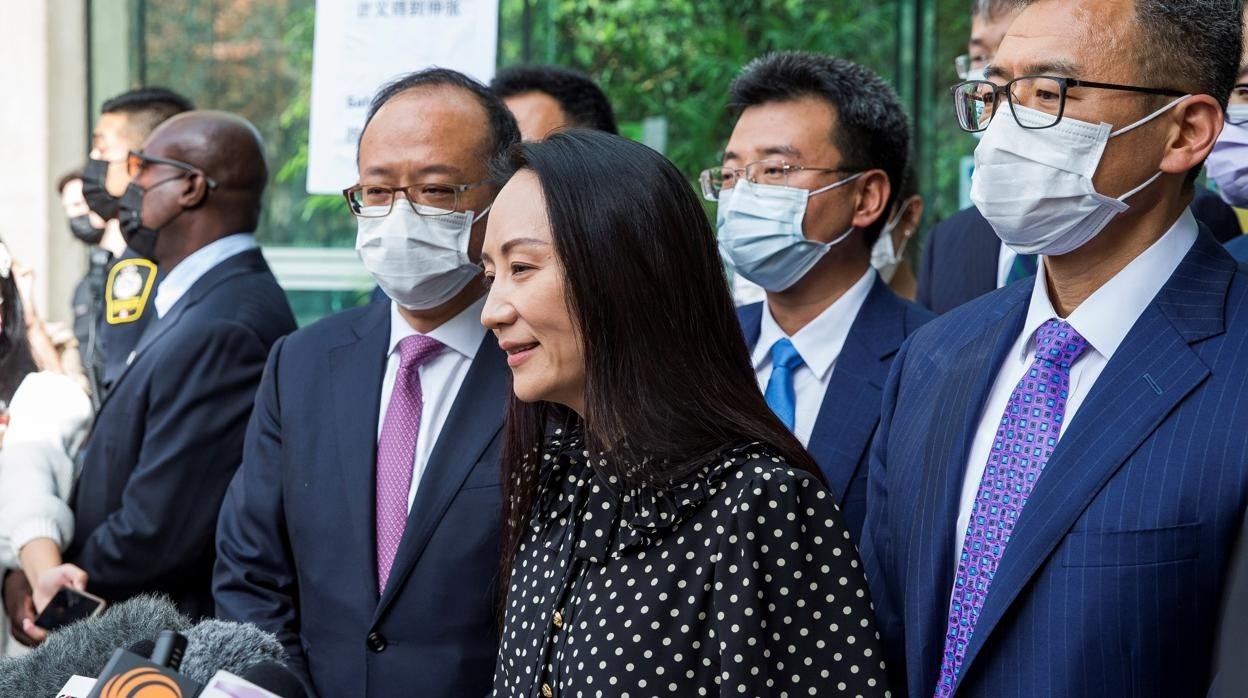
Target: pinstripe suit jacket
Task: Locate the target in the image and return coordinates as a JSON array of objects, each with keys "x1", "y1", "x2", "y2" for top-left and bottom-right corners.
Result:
[
  {"x1": 737, "y1": 277, "x2": 933, "y2": 544},
  {"x1": 862, "y1": 228, "x2": 1248, "y2": 697}
]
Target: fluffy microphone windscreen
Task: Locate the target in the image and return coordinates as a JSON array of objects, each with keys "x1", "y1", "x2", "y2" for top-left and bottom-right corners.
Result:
[
  {"x1": 179, "y1": 619, "x2": 288, "y2": 684},
  {"x1": 0, "y1": 594, "x2": 190, "y2": 696}
]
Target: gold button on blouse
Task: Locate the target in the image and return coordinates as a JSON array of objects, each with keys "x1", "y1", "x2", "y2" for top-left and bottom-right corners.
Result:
[
  {"x1": 552, "y1": 610, "x2": 564, "y2": 629},
  {"x1": 541, "y1": 682, "x2": 554, "y2": 697}
]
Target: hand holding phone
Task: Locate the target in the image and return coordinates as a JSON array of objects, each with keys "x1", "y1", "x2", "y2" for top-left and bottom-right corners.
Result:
[{"x1": 32, "y1": 587, "x2": 106, "y2": 632}]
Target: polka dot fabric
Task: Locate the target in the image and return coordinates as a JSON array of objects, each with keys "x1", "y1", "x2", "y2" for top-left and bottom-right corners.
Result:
[{"x1": 492, "y1": 430, "x2": 891, "y2": 697}]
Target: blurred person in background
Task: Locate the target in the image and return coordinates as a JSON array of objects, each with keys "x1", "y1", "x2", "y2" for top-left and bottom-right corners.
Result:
[
  {"x1": 707, "y1": 51, "x2": 932, "y2": 542},
  {"x1": 872, "y1": 160, "x2": 925, "y2": 300},
  {"x1": 58, "y1": 171, "x2": 113, "y2": 405},
  {"x1": 4, "y1": 110, "x2": 295, "y2": 646},
  {"x1": 484, "y1": 128, "x2": 889, "y2": 697},
  {"x1": 917, "y1": 0, "x2": 1240, "y2": 314},
  {"x1": 1210, "y1": 3, "x2": 1248, "y2": 260},
  {"x1": 215, "y1": 69, "x2": 515, "y2": 697},
  {"x1": 491, "y1": 64, "x2": 618, "y2": 139},
  {"x1": 81, "y1": 87, "x2": 193, "y2": 400},
  {"x1": 0, "y1": 240, "x2": 92, "y2": 651}
]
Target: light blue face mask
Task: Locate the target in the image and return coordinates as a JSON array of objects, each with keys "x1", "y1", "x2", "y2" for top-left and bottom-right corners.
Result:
[{"x1": 716, "y1": 173, "x2": 863, "y2": 292}]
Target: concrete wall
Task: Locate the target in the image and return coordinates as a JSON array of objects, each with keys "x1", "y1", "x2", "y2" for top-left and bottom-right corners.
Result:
[{"x1": 0, "y1": 1, "x2": 91, "y2": 325}]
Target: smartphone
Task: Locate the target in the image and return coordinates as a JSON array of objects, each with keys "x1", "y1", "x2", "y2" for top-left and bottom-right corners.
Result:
[{"x1": 33, "y1": 587, "x2": 106, "y2": 632}]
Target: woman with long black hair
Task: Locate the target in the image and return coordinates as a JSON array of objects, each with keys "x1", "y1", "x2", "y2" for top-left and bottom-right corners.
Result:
[{"x1": 481, "y1": 130, "x2": 889, "y2": 696}]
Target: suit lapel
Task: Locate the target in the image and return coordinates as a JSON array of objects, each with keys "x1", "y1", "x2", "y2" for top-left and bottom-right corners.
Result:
[
  {"x1": 807, "y1": 280, "x2": 903, "y2": 501},
  {"x1": 327, "y1": 302, "x2": 390, "y2": 594},
  {"x1": 374, "y1": 333, "x2": 509, "y2": 619},
  {"x1": 97, "y1": 250, "x2": 265, "y2": 412},
  {"x1": 907, "y1": 287, "x2": 1027, "y2": 696},
  {"x1": 956, "y1": 232, "x2": 1232, "y2": 680}
]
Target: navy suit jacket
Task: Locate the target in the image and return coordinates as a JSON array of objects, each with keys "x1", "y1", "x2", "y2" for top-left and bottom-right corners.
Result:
[
  {"x1": 1225, "y1": 233, "x2": 1248, "y2": 262},
  {"x1": 214, "y1": 299, "x2": 507, "y2": 698},
  {"x1": 68, "y1": 249, "x2": 295, "y2": 618},
  {"x1": 737, "y1": 277, "x2": 933, "y2": 543},
  {"x1": 916, "y1": 187, "x2": 1241, "y2": 314},
  {"x1": 863, "y1": 228, "x2": 1248, "y2": 697}
]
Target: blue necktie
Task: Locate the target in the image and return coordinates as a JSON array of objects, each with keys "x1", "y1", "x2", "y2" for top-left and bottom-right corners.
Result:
[{"x1": 764, "y1": 338, "x2": 805, "y2": 430}]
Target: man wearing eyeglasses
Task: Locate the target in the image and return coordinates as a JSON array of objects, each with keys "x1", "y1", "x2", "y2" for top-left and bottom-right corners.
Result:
[
  {"x1": 918, "y1": 0, "x2": 1240, "y2": 315},
  {"x1": 704, "y1": 52, "x2": 933, "y2": 544},
  {"x1": 1, "y1": 110, "x2": 296, "y2": 643},
  {"x1": 214, "y1": 68, "x2": 516, "y2": 697},
  {"x1": 862, "y1": 1, "x2": 1248, "y2": 696}
]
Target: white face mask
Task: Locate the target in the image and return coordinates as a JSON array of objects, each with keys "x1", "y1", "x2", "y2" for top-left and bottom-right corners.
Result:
[
  {"x1": 870, "y1": 198, "x2": 914, "y2": 283},
  {"x1": 970, "y1": 96, "x2": 1188, "y2": 256},
  {"x1": 716, "y1": 174, "x2": 863, "y2": 292},
  {"x1": 355, "y1": 203, "x2": 489, "y2": 310},
  {"x1": 1206, "y1": 104, "x2": 1248, "y2": 207}
]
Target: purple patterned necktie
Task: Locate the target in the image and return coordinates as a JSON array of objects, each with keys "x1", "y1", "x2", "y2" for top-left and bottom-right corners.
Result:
[
  {"x1": 376, "y1": 334, "x2": 445, "y2": 594},
  {"x1": 935, "y1": 319, "x2": 1089, "y2": 696}
]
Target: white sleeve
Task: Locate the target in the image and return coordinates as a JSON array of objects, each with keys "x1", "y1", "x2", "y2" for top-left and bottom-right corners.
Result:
[{"x1": 0, "y1": 373, "x2": 93, "y2": 567}]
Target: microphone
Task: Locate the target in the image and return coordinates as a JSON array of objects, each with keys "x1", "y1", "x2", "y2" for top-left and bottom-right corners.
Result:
[
  {"x1": 197, "y1": 662, "x2": 308, "y2": 698},
  {"x1": 86, "y1": 630, "x2": 203, "y2": 698},
  {"x1": 177, "y1": 619, "x2": 288, "y2": 685},
  {"x1": 0, "y1": 594, "x2": 190, "y2": 696}
]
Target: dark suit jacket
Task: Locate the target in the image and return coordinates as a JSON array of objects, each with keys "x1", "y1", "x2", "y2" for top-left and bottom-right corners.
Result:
[
  {"x1": 97, "y1": 248, "x2": 160, "y2": 398},
  {"x1": 214, "y1": 299, "x2": 507, "y2": 698},
  {"x1": 863, "y1": 228, "x2": 1248, "y2": 697},
  {"x1": 1225, "y1": 233, "x2": 1248, "y2": 262},
  {"x1": 1211, "y1": 504, "x2": 1248, "y2": 697},
  {"x1": 737, "y1": 277, "x2": 932, "y2": 543},
  {"x1": 68, "y1": 248, "x2": 295, "y2": 618},
  {"x1": 916, "y1": 187, "x2": 1242, "y2": 314}
]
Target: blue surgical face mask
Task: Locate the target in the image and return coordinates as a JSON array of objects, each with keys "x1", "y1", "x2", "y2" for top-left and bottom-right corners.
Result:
[{"x1": 716, "y1": 173, "x2": 863, "y2": 292}]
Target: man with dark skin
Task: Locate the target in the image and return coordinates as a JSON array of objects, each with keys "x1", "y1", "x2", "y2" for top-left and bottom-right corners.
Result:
[{"x1": 4, "y1": 111, "x2": 296, "y2": 644}]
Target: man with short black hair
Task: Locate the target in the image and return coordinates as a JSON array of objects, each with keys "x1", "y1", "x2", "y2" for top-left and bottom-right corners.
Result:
[
  {"x1": 215, "y1": 68, "x2": 517, "y2": 697},
  {"x1": 917, "y1": 0, "x2": 1241, "y2": 314},
  {"x1": 491, "y1": 64, "x2": 617, "y2": 139},
  {"x1": 707, "y1": 52, "x2": 932, "y2": 543},
  {"x1": 864, "y1": 1, "x2": 1248, "y2": 695},
  {"x1": 81, "y1": 87, "x2": 194, "y2": 401}
]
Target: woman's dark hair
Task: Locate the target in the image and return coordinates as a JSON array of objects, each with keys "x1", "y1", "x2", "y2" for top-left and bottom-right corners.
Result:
[
  {"x1": 492, "y1": 129, "x2": 823, "y2": 594},
  {"x1": 0, "y1": 253, "x2": 37, "y2": 404}
]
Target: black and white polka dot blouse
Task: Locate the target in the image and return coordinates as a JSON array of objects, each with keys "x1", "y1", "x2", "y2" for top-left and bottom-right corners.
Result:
[{"x1": 492, "y1": 430, "x2": 891, "y2": 697}]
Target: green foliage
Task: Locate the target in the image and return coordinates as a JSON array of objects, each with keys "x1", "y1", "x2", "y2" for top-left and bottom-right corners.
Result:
[{"x1": 139, "y1": 0, "x2": 974, "y2": 251}]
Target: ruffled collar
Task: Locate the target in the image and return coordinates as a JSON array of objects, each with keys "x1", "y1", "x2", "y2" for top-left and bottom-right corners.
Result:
[{"x1": 530, "y1": 429, "x2": 769, "y2": 563}]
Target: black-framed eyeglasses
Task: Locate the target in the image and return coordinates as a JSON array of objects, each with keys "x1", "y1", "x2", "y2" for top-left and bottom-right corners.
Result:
[
  {"x1": 950, "y1": 75, "x2": 1187, "y2": 133},
  {"x1": 698, "y1": 160, "x2": 858, "y2": 201},
  {"x1": 342, "y1": 182, "x2": 484, "y2": 218},
  {"x1": 126, "y1": 150, "x2": 218, "y2": 189}
]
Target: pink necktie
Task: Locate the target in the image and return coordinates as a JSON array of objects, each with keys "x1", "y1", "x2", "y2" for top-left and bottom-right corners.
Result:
[{"x1": 375, "y1": 334, "x2": 444, "y2": 594}]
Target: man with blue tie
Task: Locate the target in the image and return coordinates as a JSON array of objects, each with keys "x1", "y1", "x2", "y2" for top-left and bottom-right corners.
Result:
[
  {"x1": 862, "y1": 1, "x2": 1248, "y2": 696},
  {"x1": 214, "y1": 69, "x2": 518, "y2": 697},
  {"x1": 704, "y1": 52, "x2": 933, "y2": 542}
]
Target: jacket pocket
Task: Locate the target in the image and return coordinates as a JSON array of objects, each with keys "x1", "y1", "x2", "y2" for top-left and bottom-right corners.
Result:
[{"x1": 1060, "y1": 523, "x2": 1200, "y2": 567}]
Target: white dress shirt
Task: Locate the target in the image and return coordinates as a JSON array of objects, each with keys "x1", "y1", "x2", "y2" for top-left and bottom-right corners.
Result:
[
  {"x1": 379, "y1": 296, "x2": 487, "y2": 511},
  {"x1": 996, "y1": 242, "x2": 1019, "y2": 289},
  {"x1": 154, "y1": 233, "x2": 259, "y2": 317},
  {"x1": 752, "y1": 268, "x2": 876, "y2": 446},
  {"x1": 954, "y1": 210, "x2": 1198, "y2": 562}
]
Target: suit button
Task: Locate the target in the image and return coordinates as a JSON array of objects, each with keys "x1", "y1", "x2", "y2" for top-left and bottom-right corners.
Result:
[
  {"x1": 366, "y1": 631, "x2": 387, "y2": 653},
  {"x1": 541, "y1": 683, "x2": 553, "y2": 697},
  {"x1": 552, "y1": 610, "x2": 564, "y2": 629}
]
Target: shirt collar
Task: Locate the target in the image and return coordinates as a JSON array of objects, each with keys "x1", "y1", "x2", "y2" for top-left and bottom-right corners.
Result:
[
  {"x1": 387, "y1": 294, "x2": 488, "y2": 361},
  {"x1": 1020, "y1": 208, "x2": 1198, "y2": 363},
  {"x1": 154, "y1": 233, "x2": 258, "y2": 318},
  {"x1": 752, "y1": 268, "x2": 876, "y2": 380}
]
